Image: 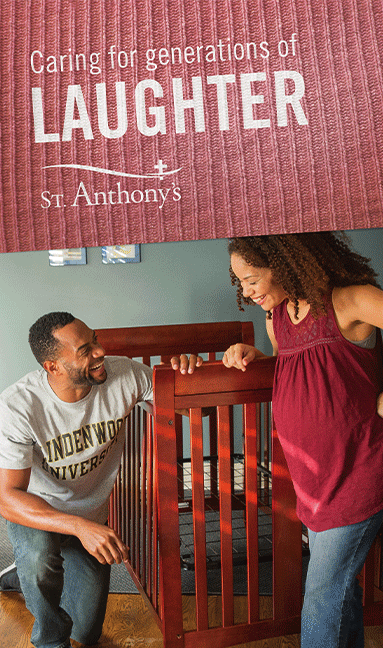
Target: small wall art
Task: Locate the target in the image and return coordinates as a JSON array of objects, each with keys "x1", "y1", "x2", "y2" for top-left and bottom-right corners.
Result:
[
  {"x1": 49, "y1": 248, "x2": 87, "y2": 266},
  {"x1": 101, "y1": 244, "x2": 141, "y2": 264}
]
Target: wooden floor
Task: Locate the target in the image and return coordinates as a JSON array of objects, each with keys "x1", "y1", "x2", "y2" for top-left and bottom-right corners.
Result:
[{"x1": 1, "y1": 591, "x2": 383, "y2": 648}]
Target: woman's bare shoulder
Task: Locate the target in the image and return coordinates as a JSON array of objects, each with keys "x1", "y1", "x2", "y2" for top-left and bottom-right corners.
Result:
[{"x1": 332, "y1": 284, "x2": 383, "y2": 330}]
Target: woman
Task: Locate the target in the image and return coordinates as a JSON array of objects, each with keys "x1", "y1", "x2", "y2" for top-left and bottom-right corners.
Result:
[{"x1": 222, "y1": 232, "x2": 383, "y2": 648}]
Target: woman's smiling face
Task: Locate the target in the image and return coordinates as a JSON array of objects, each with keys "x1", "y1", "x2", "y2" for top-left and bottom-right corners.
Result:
[{"x1": 230, "y1": 253, "x2": 287, "y2": 312}]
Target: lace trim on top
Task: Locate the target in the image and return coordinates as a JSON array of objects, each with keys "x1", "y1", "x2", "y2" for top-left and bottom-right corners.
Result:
[{"x1": 276, "y1": 301, "x2": 343, "y2": 356}]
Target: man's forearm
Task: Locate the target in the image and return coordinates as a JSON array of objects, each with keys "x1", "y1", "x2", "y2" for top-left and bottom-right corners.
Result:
[
  {"x1": 0, "y1": 487, "x2": 129, "y2": 565},
  {"x1": 0, "y1": 487, "x2": 84, "y2": 536}
]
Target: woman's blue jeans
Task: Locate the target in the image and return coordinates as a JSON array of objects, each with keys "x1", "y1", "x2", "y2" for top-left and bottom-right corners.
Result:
[
  {"x1": 301, "y1": 508, "x2": 383, "y2": 648},
  {"x1": 7, "y1": 521, "x2": 111, "y2": 648}
]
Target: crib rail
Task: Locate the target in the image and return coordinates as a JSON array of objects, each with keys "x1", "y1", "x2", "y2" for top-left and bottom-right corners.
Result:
[{"x1": 95, "y1": 320, "x2": 254, "y2": 365}]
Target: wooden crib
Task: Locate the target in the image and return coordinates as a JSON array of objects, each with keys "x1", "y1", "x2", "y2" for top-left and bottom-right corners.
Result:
[
  {"x1": 95, "y1": 319, "x2": 255, "y2": 530},
  {"x1": 96, "y1": 323, "x2": 383, "y2": 648},
  {"x1": 151, "y1": 360, "x2": 383, "y2": 648}
]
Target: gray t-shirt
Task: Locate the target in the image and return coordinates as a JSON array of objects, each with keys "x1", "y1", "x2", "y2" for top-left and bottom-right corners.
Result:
[{"x1": 0, "y1": 356, "x2": 153, "y2": 523}]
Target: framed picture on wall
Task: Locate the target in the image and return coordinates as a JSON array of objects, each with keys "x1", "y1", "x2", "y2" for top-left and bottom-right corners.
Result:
[
  {"x1": 48, "y1": 248, "x2": 87, "y2": 266},
  {"x1": 101, "y1": 244, "x2": 141, "y2": 264}
]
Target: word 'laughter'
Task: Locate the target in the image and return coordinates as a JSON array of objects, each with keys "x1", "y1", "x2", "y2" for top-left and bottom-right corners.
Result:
[{"x1": 32, "y1": 71, "x2": 308, "y2": 143}]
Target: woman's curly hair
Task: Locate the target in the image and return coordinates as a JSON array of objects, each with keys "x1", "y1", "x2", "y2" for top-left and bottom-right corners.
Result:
[{"x1": 228, "y1": 231, "x2": 380, "y2": 319}]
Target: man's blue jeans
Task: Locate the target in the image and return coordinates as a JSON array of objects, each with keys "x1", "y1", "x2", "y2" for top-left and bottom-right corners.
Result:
[
  {"x1": 7, "y1": 521, "x2": 111, "y2": 648},
  {"x1": 301, "y1": 508, "x2": 383, "y2": 648}
]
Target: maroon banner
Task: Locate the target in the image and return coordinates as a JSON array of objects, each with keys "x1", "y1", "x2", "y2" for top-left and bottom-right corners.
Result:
[{"x1": 1, "y1": 0, "x2": 383, "y2": 252}]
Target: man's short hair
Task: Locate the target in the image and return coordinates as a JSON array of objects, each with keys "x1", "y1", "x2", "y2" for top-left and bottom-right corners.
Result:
[{"x1": 29, "y1": 312, "x2": 75, "y2": 366}]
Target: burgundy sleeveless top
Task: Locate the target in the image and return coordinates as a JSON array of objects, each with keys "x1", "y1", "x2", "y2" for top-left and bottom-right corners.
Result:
[{"x1": 272, "y1": 297, "x2": 383, "y2": 531}]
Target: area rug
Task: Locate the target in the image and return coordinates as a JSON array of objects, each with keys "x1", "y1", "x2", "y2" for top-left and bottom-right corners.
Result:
[{"x1": 1, "y1": 515, "x2": 308, "y2": 596}]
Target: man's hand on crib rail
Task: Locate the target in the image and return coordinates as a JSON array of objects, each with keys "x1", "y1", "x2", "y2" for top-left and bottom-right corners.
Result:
[
  {"x1": 222, "y1": 344, "x2": 267, "y2": 371},
  {"x1": 168, "y1": 354, "x2": 213, "y2": 417},
  {"x1": 170, "y1": 354, "x2": 203, "y2": 374}
]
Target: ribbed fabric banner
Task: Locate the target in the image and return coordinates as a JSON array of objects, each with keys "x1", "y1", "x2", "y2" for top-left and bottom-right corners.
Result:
[{"x1": 1, "y1": 0, "x2": 383, "y2": 252}]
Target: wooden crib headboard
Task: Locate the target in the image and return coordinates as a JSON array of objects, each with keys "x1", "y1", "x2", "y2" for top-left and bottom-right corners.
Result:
[{"x1": 95, "y1": 320, "x2": 255, "y2": 365}]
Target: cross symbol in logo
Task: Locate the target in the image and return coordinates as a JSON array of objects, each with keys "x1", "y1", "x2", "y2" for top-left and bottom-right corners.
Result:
[{"x1": 154, "y1": 159, "x2": 168, "y2": 179}]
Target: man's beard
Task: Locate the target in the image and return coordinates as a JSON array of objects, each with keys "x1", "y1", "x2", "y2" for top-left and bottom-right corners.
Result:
[{"x1": 62, "y1": 361, "x2": 107, "y2": 387}]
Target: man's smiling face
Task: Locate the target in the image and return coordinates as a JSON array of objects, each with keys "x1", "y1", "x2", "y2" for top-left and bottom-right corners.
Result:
[{"x1": 53, "y1": 319, "x2": 107, "y2": 388}]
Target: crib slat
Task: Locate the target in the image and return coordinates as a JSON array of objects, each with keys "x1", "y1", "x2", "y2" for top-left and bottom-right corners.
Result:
[
  {"x1": 143, "y1": 354, "x2": 151, "y2": 367},
  {"x1": 131, "y1": 408, "x2": 137, "y2": 570},
  {"x1": 152, "y1": 486, "x2": 159, "y2": 612},
  {"x1": 141, "y1": 413, "x2": 147, "y2": 587},
  {"x1": 175, "y1": 413, "x2": 184, "y2": 500},
  {"x1": 149, "y1": 405, "x2": 159, "y2": 613},
  {"x1": 127, "y1": 412, "x2": 133, "y2": 553},
  {"x1": 135, "y1": 406, "x2": 141, "y2": 575},
  {"x1": 244, "y1": 403, "x2": 260, "y2": 622},
  {"x1": 272, "y1": 426, "x2": 302, "y2": 620},
  {"x1": 190, "y1": 408, "x2": 209, "y2": 630},
  {"x1": 209, "y1": 410, "x2": 218, "y2": 501},
  {"x1": 115, "y1": 460, "x2": 121, "y2": 538},
  {"x1": 217, "y1": 406, "x2": 234, "y2": 627},
  {"x1": 121, "y1": 424, "x2": 127, "y2": 543}
]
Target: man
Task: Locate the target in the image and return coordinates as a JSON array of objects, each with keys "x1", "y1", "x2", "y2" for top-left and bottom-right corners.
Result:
[{"x1": 0, "y1": 312, "x2": 200, "y2": 648}]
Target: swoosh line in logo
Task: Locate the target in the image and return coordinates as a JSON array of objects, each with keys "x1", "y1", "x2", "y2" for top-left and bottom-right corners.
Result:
[{"x1": 42, "y1": 163, "x2": 182, "y2": 179}]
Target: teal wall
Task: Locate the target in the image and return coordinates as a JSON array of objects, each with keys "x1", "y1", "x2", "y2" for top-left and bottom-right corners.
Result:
[{"x1": 0, "y1": 228, "x2": 382, "y2": 392}]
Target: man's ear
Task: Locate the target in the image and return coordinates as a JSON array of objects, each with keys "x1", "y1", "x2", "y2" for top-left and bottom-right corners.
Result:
[{"x1": 43, "y1": 359, "x2": 61, "y2": 376}]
